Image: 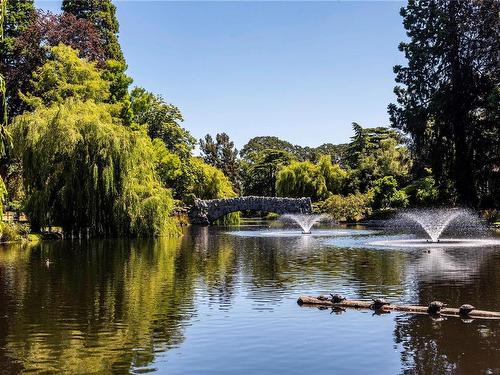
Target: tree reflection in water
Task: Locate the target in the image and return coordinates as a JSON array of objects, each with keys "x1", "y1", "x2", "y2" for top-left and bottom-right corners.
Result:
[{"x1": 0, "y1": 228, "x2": 498, "y2": 373}]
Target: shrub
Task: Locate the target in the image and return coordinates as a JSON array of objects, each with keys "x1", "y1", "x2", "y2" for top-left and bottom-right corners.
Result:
[
  {"x1": 371, "y1": 176, "x2": 408, "y2": 210},
  {"x1": 0, "y1": 223, "x2": 31, "y2": 242},
  {"x1": 403, "y1": 168, "x2": 438, "y2": 205},
  {"x1": 322, "y1": 192, "x2": 373, "y2": 222}
]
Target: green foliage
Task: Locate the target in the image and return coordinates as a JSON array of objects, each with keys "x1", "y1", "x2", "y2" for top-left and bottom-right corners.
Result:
[
  {"x1": 0, "y1": 0, "x2": 34, "y2": 63},
  {"x1": 0, "y1": 0, "x2": 35, "y2": 145},
  {"x1": 347, "y1": 123, "x2": 411, "y2": 191},
  {"x1": 276, "y1": 160, "x2": 327, "y2": 201},
  {"x1": 0, "y1": 222, "x2": 30, "y2": 242},
  {"x1": 214, "y1": 212, "x2": 240, "y2": 226},
  {"x1": 151, "y1": 137, "x2": 194, "y2": 201},
  {"x1": 12, "y1": 99, "x2": 176, "y2": 237},
  {"x1": 189, "y1": 157, "x2": 236, "y2": 200},
  {"x1": 320, "y1": 192, "x2": 373, "y2": 222},
  {"x1": 276, "y1": 156, "x2": 348, "y2": 201},
  {"x1": 240, "y1": 136, "x2": 295, "y2": 160},
  {"x1": 101, "y1": 59, "x2": 133, "y2": 124},
  {"x1": 389, "y1": 0, "x2": 499, "y2": 207},
  {"x1": 20, "y1": 44, "x2": 110, "y2": 108},
  {"x1": 0, "y1": 175, "x2": 7, "y2": 219},
  {"x1": 62, "y1": 0, "x2": 123, "y2": 62},
  {"x1": 371, "y1": 176, "x2": 408, "y2": 210},
  {"x1": 241, "y1": 149, "x2": 293, "y2": 196},
  {"x1": 130, "y1": 87, "x2": 195, "y2": 159},
  {"x1": 200, "y1": 133, "x2": 240, "y2": 192},
  {"x1": 313, "y1": 143, "x2": 349, "y2": 165},
  {"x1": 404, "y1": 168, "x2": 438, "y2": 206},
  {"x1": 240, "y1": 135, "x2": 348, "y2": 164},
  {"x1": 318, "y1": 155, "x2": 349, "y2": 194}
]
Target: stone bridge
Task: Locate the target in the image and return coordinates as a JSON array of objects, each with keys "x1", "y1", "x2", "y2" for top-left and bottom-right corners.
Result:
[{"x1": 188, "y1": 196, "x2": 312, "y2": 225}]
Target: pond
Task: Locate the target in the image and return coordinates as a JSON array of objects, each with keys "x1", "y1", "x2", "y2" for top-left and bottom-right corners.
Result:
[{"x1": 0, "y1": 221, "x2": 499, "y2": 374}]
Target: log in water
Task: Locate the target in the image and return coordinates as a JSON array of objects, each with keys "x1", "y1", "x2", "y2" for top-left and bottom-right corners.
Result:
[{"x1": 297, "y1": 296, "x2": 500, "y2": 319}]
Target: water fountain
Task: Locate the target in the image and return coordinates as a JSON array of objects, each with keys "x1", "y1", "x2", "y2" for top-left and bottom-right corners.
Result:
[
  {"x1": 403, "y1": 209, "x2": 462, "y2": 242},
  {"x1": 280, "y1": 214, "x2": 330, "y2": 234},
  {"x1": 227, "y1": 213, "x2": 376, "y2": 238},
  {"x1": 369, "y1": 208, "x2": 500, "y2": 248}
]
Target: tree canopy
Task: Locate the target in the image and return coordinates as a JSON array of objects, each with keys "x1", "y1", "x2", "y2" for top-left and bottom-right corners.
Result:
[
  {"x1": 388, "y1": 0, "x2": 499, "y2": 207},
  {"x1": 200, "y1": 133, "x2": 240, "y2": 192},
  {"x1": 12, "y1": 99, "x2": 176, "y2": 236},
  {"x1": 62, "y1": 0, "x2": 123, "y2": 62}
]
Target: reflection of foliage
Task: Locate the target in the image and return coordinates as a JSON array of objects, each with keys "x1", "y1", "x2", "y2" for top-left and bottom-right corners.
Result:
[
  {"x1": 395, "y1": 315, "x2": 500, "y2": 375},
  {"x1": 0, "y1": 229, "x2": 415, "y2": 372},
  {"x1": 0, "y1": 238, "x2": 194, "y2": 372}
]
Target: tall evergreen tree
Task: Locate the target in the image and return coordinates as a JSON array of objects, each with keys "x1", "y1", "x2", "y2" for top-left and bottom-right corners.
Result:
[
  {"x1": 62, "y1": 0, "x2": 123, "y2": 62},
  {"x1": 200, "y1": 133, "x2": 240, "y2": 192},
  {"x1": 388, "y1": 0, "x2": 499, "y2": 207}
]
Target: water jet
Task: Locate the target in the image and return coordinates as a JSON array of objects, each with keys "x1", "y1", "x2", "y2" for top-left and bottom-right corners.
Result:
[
  {"x1": 402, "y1": 209, "x2": 463, "y2": 242},
  {"x1": 280, "y1": 214, "x2": 330, "y2": 234}
]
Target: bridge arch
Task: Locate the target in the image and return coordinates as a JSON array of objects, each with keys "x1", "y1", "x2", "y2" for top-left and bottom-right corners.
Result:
[{"x1": 188, "y1": 196, "x2": 312, "y2": 225}]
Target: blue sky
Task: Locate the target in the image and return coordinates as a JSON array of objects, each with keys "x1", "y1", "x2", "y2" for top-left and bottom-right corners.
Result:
[{"x1": 37, "y1": 1, "x2": 407, "y2": 148}]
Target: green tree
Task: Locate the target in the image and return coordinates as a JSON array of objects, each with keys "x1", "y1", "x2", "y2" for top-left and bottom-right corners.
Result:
[
  {"x1": 62, "y1": 0, "x2": 123, "y2": 62},
  {"x1": 0, "y1": 0, "x2": 34, "y2": 120},
  {"x1": 276, "y1": 155, "x2": 348, "y2": 201},
  {"x1": 371, "y1": 176, "x2": 408, "y2": 210},
  {"x1": 189, "y1": 157, "x2": 236, "y2": 200},
  {"x1": 12, "y1": 100, "x2": 176, "y2": 236},
  {"x1": 130, "y1": 87, "x2": 195, "y2": 159},
  {"x1": 321, "y1": 192, "x2": 373, "y2": 222},
  {"x1": 2, "y1": 10, "x2": 107, "y2": 119},
  {"x1": 199, "y1": 133, "x2": 240, "y2": 192},
  {"x1": 101, "y1": 59, "x2": 133, "y2": 124},
  {"x1": 346, "y1": 123, "x2": 411, "y2": 191},
  {"x1": 276, "y1": 160, "x2": 328, "y2": 201},
  {"x1": 151, "y1": 138, "x2": 194, "y2": 201},
  {"x1": 241, "y1": 149, "x2": 293, "y2": 196},
  {"x1": 20, "y1": 44, "x2": 110, "y2": 109},
  {"x1": 404, "y1": 168, "x2": 438, "y2": 206},
  {"x1": 240, "y1": 136, "x2": 295, "y2": 161},
  {"x1": 389, "y1": 0, "x2": 499, "y2": 207},
  {"x1": 314, "y1": 143, "x2": 349, "y2": 165},
  {"x1": 318, "y1": 155, "x2": 349, "y2": 194}
]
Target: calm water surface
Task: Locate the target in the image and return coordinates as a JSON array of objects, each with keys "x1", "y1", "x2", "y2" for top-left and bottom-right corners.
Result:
[{"x1": 0, "y1": 221, "x2": 499, "y2": 374}]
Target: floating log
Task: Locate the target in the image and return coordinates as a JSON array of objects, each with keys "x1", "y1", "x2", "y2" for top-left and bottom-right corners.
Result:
[{"x1": 297, "y1": 296, "x2": 500, "y2": 320}]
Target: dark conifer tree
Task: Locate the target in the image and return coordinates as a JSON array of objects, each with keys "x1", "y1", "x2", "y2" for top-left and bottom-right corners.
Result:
[{"x1": 389, "y1": 0, "x2": 499, "y2": 207}]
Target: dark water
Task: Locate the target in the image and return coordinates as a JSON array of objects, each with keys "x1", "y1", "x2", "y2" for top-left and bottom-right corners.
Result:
[{"x1": 0, "y1": 222, "x2": 499, "y2": 374}]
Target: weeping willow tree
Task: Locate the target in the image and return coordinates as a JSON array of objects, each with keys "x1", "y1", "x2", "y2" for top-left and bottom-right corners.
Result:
[
  {"x1": 12, "y1": 100, "x2": 177, "y2": 236},
  {"x1": 0, "y1": 0, "x2": 10, "y2": 223},
  {"x1": 9, "y1": 44, "x2": 179, "y2": 236}
]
